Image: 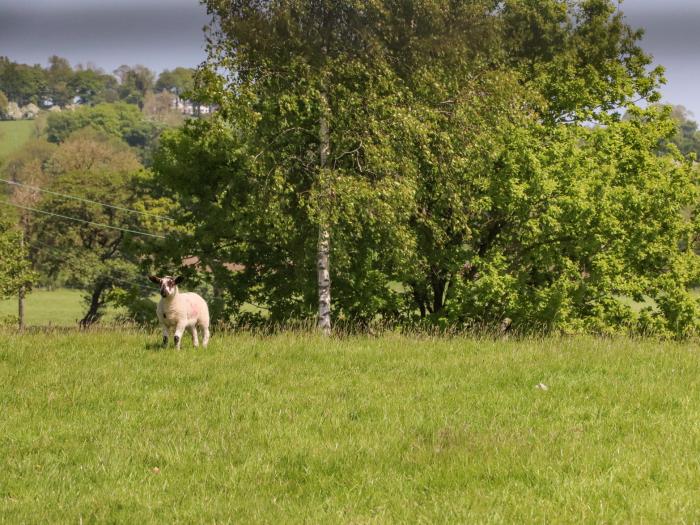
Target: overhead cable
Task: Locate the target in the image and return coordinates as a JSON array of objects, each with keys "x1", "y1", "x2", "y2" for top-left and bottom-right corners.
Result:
[
  {"x1": 28, "y1": 240, "x2": 154, "y2": 292},
  {"x1": 0, "y1": 200, "x2": 167, "y2": 239},
  {"x1": 0, "y1": 177, "x2": 175, "y2": 222}
]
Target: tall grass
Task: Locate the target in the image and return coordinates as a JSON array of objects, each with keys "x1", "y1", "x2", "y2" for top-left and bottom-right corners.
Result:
[{"x1": 2, "y1": 330, "x2": 700, "y2": 522}]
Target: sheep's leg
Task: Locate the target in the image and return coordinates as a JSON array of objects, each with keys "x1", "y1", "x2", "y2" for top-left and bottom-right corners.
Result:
[
  {"x1": 189, "y1": 325, "x2": 199, "y2": 348},
  {"x1": 174, "y1": 322, "x2": 186, "y2": 350},
  {"x1": 202, "y1": 325, "x2": 210, "y2": 348},
  {"x1": 161, "y1": 326, "x2": 169, "y2": 348}
]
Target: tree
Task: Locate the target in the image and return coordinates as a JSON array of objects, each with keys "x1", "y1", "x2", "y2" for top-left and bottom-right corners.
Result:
[
  {"x1": 47, "y1": 128, "x2": 142, "y2": 176},
  {"x1": 153, "y1": 0, "x2": 699, "y2": 336},
  {"x1": 114, "y1": 65, "x2": 155, "y2": 109},
  {"x1": 70, "y1": 65, "x2": 119, "y2": 105},
  {"x1": 0, "y1": 214, "x2": 34, "y2": 300},
  {"x1": 142, "y1": 90, "x2": 184, "y2": 126},
  {"x1": 156, "y1": 67, "x2": 195, "y2": 98},
  {"x1": 364, "y1": 0, "x2": 695, "y2": 334},
  {"x1": 664, "y1": 105, "x2": 700, "y2": 159},
  {"x1": 31, "y1": 130, "x2": 152, "y2": 326},
  {"x1": 46, "y1": 55, "x2": 74, "y2": 107},
  {"x1": 45, "y1": 102, "x2": 163, "y2": 161},
  {"x1": 156, "y1": 0, "x2": 422, "y2": 331},
  {"x1": 0, "y1": 90, "x2": 8, "y2": 119},
  {"x1": 0, "y1": 57, "x2": 48, "y2": 106}
]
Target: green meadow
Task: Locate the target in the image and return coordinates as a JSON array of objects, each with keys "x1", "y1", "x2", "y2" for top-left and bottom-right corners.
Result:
[
  {"x1": 2, "y1": 331, "x2": 700, "y2": 523},
  {"x1": 0, "y1": 120, "x2": 36, "y2": 161},
  {"x1": 0, "y1": 288, "x2": 125, "y2": 326}
]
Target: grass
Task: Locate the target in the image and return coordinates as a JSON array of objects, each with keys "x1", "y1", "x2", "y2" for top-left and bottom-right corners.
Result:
[
  {"x1": 2, "y1": 331, "x2": 700, "y2": 523},
  {"x1": 0, "y1": 288, "x2": 125, "y2": 326},
  {"x1": 0, "y1": 288, "x2": 261, "y2": 327},
  {"x1": 0, "y1": 120, "x2": 35, "y2": 161}
]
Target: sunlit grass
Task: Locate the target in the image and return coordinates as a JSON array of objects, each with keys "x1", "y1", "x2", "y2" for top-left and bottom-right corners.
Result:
[
  {"x1": 2, "y1": 330, "x2": 700, "y2": 522},
  {"x1": 0, "y1": 288, "x2": 123, "y2": 326},
  {"x1": 0, "y1": 120, "x2": 35, "y2": 162}
]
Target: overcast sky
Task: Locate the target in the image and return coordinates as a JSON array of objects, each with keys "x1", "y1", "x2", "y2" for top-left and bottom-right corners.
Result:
[{"x1": 1, "y1": 0, "x2": 699, "y2": 116}]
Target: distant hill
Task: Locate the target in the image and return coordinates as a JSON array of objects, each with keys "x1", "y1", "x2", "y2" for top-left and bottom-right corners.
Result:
[{"x1": 0, "y1": 120, "x2": 35, "y2": 162}]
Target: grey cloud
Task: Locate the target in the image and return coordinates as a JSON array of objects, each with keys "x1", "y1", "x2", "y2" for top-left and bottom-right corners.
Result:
[{"x1": 0, "y1": 4, "x2": 209, "y2": 71}]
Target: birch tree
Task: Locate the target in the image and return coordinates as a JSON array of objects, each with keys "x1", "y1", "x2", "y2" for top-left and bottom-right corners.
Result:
[{"x1": 195, "y1": 0, "x2": 412, "y2": 332}]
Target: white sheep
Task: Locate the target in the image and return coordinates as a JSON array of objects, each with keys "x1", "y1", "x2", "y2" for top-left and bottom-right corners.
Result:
[{"x1": 148, "y1": 275, "x2": 210, "y2": 349}]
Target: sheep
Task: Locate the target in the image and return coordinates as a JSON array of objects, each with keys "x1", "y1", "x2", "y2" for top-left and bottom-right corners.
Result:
[{"x1": 148, "y1": 275, "x2": 210, "y2": 349}]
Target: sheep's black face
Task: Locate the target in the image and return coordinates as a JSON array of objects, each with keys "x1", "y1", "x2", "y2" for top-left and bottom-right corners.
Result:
[{"x1": 148, "y1": 275, "x2": 183, "y2": 298}]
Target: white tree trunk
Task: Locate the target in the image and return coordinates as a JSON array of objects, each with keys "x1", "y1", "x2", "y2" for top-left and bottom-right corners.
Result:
[{"x1": 317, "y1": 93, "x2": 331, "y2": 335}]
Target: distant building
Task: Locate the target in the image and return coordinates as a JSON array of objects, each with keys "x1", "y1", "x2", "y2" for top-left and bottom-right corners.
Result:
[{"x1": 171, "y1": 96, "x2": 214, "y2": 116}]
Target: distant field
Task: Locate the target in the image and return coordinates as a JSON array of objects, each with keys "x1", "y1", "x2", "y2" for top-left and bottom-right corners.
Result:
[
  {"x1": 0, "y1": 120, "x2": 35, "y2": 161},
  {"x1": 0, "y1": 288, "x2": 262, "y2": 327},
  {"x1": 2, "y1": 331, "x2": 700, "y2": 522},
  {"x1": 0, "y1": 288, "x2": 126, "y2": 326}
]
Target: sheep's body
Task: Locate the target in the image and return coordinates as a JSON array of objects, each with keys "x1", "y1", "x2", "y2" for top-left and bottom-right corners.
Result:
[{"x1": 157, "y1": 290, "x2": 210, "y2": 349}]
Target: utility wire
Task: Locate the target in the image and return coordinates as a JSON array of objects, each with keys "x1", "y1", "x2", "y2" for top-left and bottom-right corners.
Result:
[
  {"x1": 0, "y1": 200, "x2": 167, "y2": 239},
  {"x1": 28, "y1": 239, "x2": 156, "y2": 292},
  {"x1": 0, "y1": 177, "x2": 175, "y2": 222}
]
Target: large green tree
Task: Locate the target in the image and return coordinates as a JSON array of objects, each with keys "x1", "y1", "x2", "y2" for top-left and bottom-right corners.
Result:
[
  {"x1": 31, "y1": 130, "x2": 157, "y2": 326},
  {"x1": 153, "y1": 0, "x2": 699, "y2": 335},
  {"x1": 172, "y1": 0, "x2": 419, "y2": 331},
  {"x1": 0, "y1": 57, "x2": 47, "y2": 106}
]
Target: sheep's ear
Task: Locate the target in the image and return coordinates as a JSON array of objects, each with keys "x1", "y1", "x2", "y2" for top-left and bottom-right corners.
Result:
[
  {"x1": 148, "y1": 275, "x2": 161, "y2": 284},
  {"x1": 174, "y1": 275, "x2": 184, "y2": 284}
]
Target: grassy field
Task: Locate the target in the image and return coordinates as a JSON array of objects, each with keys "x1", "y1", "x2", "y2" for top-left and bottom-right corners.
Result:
[
  {"x1": 0, "y1": 288, "x2": 125, "y2": 326},
  {"x1": 0, "y1": 120, "x2": 35, "y2": 161},
  {"x1": 2, "y1": 331, "x2": 700, "y2": 523}
]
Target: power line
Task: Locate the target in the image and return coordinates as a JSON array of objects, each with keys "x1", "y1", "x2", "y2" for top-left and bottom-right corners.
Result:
[
  {"x1": 0, "y1": 200, "x2": 167, "y2": 240},
  {"x1": 0, "y1": 177, "x2": 175, "y2": 222},
  {"x1": 28, "y1": 239, "x2": 156, "y2": 292}
]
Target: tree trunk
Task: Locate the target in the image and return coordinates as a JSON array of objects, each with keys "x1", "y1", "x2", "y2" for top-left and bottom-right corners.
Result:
[
  {"x1": 430, "y1": 270, "x2": 448, "y2": 315},
  {"x1": 317, "y1": 92, "x2": 331, "y2": 335},
  {"x1": 18, "y1": 221, "x2": 26, "y2": 330},
  {"x1": 80, "y1": 281, "x2": 106, "y2": 328}
]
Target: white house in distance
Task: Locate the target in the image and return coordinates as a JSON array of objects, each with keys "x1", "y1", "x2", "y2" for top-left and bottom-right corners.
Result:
[{"x1": 171, "y1": 96, "x2": 212, "y2": 115}]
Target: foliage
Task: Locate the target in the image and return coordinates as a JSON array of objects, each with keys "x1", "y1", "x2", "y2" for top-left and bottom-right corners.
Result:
[
  {"x1": 45, "y1": 102, "x2": 163, "y2": 159},
  {"x1": 46, "y1": 127, "x2": 142, "y2": 176},
  {"x1": 156, "y1": 67, "x2": 195, "y2": 98},
  {"x1": 46, "y1": 55, "x2": 74, "y2": 107},
  {"x1": 439, "y1": 106, "x2": 698, "y2": 336},
  {"x1": 0, "y1": 214, "x2": 34, "y2": 298},
  {"x1": 70, "y1": 66, "x2": 119, "y2": 105},
  {"x1": 0, "y1": 90, "x2": 8, "y2": 119},
  {"x1": 113, "y1": 65, "x2": 155, "y2": 109},
  {"x1": 0, "y1": 56, "x2": 47, "y2": 106},
  {"x1": 664, "y1": 105, "x2": 700, "y2": 159},
  {"x1": 28, "y1": 131, "x2": 155, "y2": 325},
  {"x1": 149, "y1": 0, "x2": 700, "y2": 335},
  {"x1": 142, "y1": 91, "x2": 184, "y2": 126}
]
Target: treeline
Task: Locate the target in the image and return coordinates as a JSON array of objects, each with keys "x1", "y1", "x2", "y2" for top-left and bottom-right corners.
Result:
[
  {"x1": 0, "y1": 55, "x2": 195, "y2": 112},
  {"x1": 2, "y1": 0, "x2": 700, "y2": 338}
]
